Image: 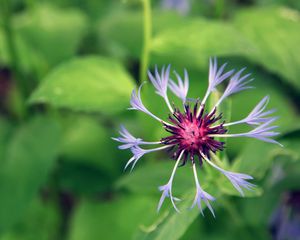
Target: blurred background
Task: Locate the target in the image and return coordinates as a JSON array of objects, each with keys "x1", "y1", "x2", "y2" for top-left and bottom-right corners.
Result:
[{"x1": 0, "y1": 0, "x2": 300, "y2": 239}]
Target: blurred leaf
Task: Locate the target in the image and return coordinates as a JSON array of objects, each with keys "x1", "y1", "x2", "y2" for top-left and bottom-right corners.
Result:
[
  {"x1": 116, "y1": 161, "x2": 192, "y2": 194},
  {"x1": 0, "y1": 118, "x2": 13, "y2": 162},
  {"x1": 271, "y1": 156, "x2": 300, "y2": 191},
  {"x1": 98, "y1": 10, "x2": 191, "y2": 59},
  {"x1": 57, "y1": 161, "x2": 111, "y2": 196},
  {"x1": 232, "y1": 135, "x2": 300, "y2": 180},
  {"x1": 267, "y1": 137, "x2": 300, "y2": 191},
  {"x1": 0, "y1": 116, "x2": 60, "y2": 232},
  {"x1": 234, "y1": 7, "x2": 300, "y2": 90},
  {"x1": 116, "y1": 162, "x2": 217, "y2": 240},
  {"x1": 14, "y1": 3, "x2": 88, "y2": 68},
  {"x1": 0, "y1": 28, "x2": 47, "y2": 75},
  {"x1": 0, "y1": 198, "x2": 60, "y2": 240},
  {"x1": 61, "y1": 116, "x2": 119, "y2": 173},
  {"x1": 151, "y1": 18, "x2": 255, "y2": 68},
  {"x1": 29, "y1": 56, "x2": 134, "y2": 114},
  {"x1": 232, "y1": 141, "x2": 281, "y2": 179},
  {"x1": 98, "y1": 9, "x2": 143, "y2": 58},
  {"x1": 181, "y1": 221, "x2": 228, "y2": 240},
  {"x1": 68, "y1": 195, "x2": 157, "y2": 240},
  {"x1": 133, "y1": 189, "x2": 217, "y2": 240},
  {"x1": 239, "y1": 155, "x2": 300, "y2": 229}
]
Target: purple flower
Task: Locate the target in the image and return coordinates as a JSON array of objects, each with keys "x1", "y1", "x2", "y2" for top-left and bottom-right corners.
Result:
[
  {"x1": 148, "y1": 65, "x2": 173, "y2": 112},
  {"x1": 213, "y1": 118, "x2": 282, "y2": 146},
  {"x1": 269, "y1": 191, "x2": 300, "y2": 240},
  {"x1": 225, "y1": 96, "x2": 276, "y2": 127},
  {"x1": 112, "y1": 125, "x2": 161, "y2": 149},
  {"x1": 215, "y1": 68, "x2": 253, "y2": 107},
  {"x1": 125, "y1": 145, "x2": 170, "y2": 172},
  {"x1": 128, "y1": 83, "x2": 166, "y2": 123},
  {"x1": 244, "y1": 96, "x2": 276, "y2": 125},
  {"x1": 202, "y1": 57, "x2": 234, "y2": 104},
  {"x1": 169, "y1": 69, "x2": 189, "y2": 103},
  {"x1": 112, "y1": 125, "x2": 142, "y2": 149},
  {"x1": 161, "y1": 0, "x2": 190, "y2": 15},
  {"x1": 148, "y1": 65, "x2": 170, "y2": 98},
  {"x1": 113, "y1": 58, "x2": 281, "y2": 215},
  {"x1": 191, "y1": 163, "x2": 215, "y2": 217}
]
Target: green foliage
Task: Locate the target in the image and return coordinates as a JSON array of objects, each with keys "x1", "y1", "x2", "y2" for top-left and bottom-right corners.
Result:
[
  {"x1": 0, "y1": 198, "x2": 61, "y2": 240},
  {"x1": 0, "y1": 3, "x2": 88, "y2": 76},
  {"x1": 234, "y1": 6, "x2": 300, "y2": 90},
  {"x1": 0, "y1": 0, "x2": 299, "y2": 239},
  {"x1": 151, "y1": 18, "x2": 254, "y2": 68},
  {"x1": 0, "y1": 116, "x2": 61, "y2": 233},
  {"x1": 14, "y1": 3, "x2": 88, "y2": 67},
  {"x1": 68, "y1": 196, "x2": 157, "y2": 240},
  {"x1": 116, "y1": 161, "x2": 193, "y2": 194},
  {"x1": 133, "y1": 190, "x2": 203, "y2": 240},
  {"x1": 60, "y1": 116, "x2": 119, "y2": 172},
  {"x1": 29, "y1": 56, "x2": 134, "y2": 114}
]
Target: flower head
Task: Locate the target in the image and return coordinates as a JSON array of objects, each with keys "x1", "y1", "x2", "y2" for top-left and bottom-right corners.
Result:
[{"x1": 113, "y1": 59, "x2": 281, "y2": 216}]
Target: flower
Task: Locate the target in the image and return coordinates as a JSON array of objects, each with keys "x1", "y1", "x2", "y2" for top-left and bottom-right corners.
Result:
[
  {"x1": 161, "y1": 0, "x2": 190, "y2": 15},
  {"x1": 169, "y1": 69, "x2": 189, "y2": 103},
  {"x1": 269, "y1": 191, "x2": 300, "y2": 240},
  {"x1": 113, "y1": 57, "x2": 281, "y2": 216}
]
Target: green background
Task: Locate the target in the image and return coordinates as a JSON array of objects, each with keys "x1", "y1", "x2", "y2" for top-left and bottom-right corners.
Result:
[{"x1": 0, "y1": 0, "x2": 300, "y2": 239}]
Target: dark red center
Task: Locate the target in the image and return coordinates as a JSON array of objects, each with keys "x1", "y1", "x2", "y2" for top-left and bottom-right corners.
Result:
[{"x1": 161, "y1": 103, "x2": 227, "y2": 166}]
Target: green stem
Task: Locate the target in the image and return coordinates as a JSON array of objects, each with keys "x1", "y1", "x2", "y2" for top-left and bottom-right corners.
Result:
[
  {"x1": 1, "y1": 0, "x2": 27, "y2": 119},
  {"x1": 215, "y1": 0, "x2": 225, "y2": 18},
  {"x1": 1, "y1": 0, "x2": 24, "y2": 91},
  {"x1": 139, "y1": 0, "x2": 152, "y2": 83}
]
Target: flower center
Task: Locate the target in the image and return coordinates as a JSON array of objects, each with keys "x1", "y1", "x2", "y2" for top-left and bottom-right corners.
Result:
[
  {"x1": 181, "y1": 120, "x2": 203, "y2": 146},
  {"x1": 161, "y1": 103, "x2": 227, "y2": 165}
]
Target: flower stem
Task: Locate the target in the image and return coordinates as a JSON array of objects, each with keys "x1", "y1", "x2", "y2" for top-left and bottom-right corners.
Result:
[
  {"x1": 215, "y1": 0, "x2": 225, "y2": 19},
  {"x1": 1, "y1": 0, "x2": 27, "y2": 119},
  {"x1": 139, "y1": 0, "x2": 152, "y2": 83}
]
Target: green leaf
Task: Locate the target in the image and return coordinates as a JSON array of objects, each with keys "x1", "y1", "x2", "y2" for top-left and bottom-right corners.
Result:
[
  {"x1": 61, "y1": 116, "x2": 119, "y2": 173},
  {"x1": 68, "y1": 196, "x2": 157, "y2": 240},
  {"x1": 57, "y1": 161, "x2": 111, "y2": 196},
  {"x1": 116, "y1": 162, "x2": 192, "y2": 194},
  {"x1": 151, "y1": 18, "x2": 255, "y2": 68},
  {"x1": 133, "y1": 189, "x2": 217, "y2": 240},
  {"x1": 116, "y1": 162, "x2": 217, "y2": 240},
  {"x1": 0, "y1": 28, "x2": 47, "y2": 75},
  {"x1": 234, "y1": 6, "x2": 300, "y2": 90},
  {"x1": 0, "y1": 117, "x2": 60, "y2": 233},
  {"x1": 29, "y1": 56, "x2": 134, "y2": 114},
  {"x1": 98, "y1": 9, "x2": 143, "y2": 59},
  {"x1": 232, "y1": 135, "x2": 300, "y2": 180},
  {"x1": 14, "y1": 3, "x2": 88, "y2": 68},
  {"x1": 0, "y1": 198, "x2": 60, "y2": 240},
  {"x1": 232, "y1": 141, "x2": 281, "y2": 179},
  {"x1": 98, "y1": 10, "x2": 185, "y2": 59}
]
